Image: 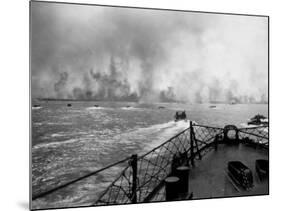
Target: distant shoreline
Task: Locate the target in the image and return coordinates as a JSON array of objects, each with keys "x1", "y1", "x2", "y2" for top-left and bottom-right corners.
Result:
[{"x1": 32, "y1": 98, "x2": 268, "y2": 105}]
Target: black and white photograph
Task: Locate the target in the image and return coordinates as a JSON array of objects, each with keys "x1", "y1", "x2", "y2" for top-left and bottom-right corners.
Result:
[{"x1": 30, "y1": 1, "x2": 269, "y2": 210}]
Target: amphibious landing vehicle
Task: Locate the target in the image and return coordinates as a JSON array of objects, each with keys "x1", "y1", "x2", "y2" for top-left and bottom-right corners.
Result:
[
  {"x1": 248, "y1": 114, "x2": 268, "y2": 126},
  {"x1": 174, "y1": 111, "x2": 187, "y2": 121}
]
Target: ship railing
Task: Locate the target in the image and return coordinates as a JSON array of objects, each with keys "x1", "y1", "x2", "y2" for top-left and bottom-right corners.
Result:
[
  {"x1": 237, "y1": 126, "x2": 269, "y2": 148},
  {"x1": 32, "y1": 123, "x2": 268, "y2": 207},
  {"x1": 94, "y1": 122, "x2": 225, "y2": 205}
]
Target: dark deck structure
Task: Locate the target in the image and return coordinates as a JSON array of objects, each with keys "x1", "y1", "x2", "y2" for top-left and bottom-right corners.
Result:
[
  {"x1": 149, "y1": 143, "x2": 268, "y2": 202},
  {"x1": 190, "y1": 144, "x2": 268, "y2": 198}
]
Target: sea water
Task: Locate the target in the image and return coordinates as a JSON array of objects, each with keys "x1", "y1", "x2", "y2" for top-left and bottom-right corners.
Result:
[{"x1": 31, "y1": 101, "x2": 268, "y2": 208}]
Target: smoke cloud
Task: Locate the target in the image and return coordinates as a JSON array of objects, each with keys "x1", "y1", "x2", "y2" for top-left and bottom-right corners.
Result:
[{"x1": 31, "y1": 2, "x2": 268, "y2": 103}]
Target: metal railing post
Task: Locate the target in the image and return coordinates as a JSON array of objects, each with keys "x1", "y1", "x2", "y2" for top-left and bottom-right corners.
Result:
[
  {"x1": 190, "y1": 121, "x2": 194, "y2": 166},
  {"x1": 131, "y1": 154, "x2": 138, "y2": 203},
  {"x1": 214, "y1": 134, "x2": 218, "y2": 151}
]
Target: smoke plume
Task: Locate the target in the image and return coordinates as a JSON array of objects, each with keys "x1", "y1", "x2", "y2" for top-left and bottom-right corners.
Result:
[{"x1": 31, "y1": 2, "x2": 268, "y2": 103}]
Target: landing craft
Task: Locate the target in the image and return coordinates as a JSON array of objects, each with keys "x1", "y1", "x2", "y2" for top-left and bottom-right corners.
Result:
[
  {"x1": 247, "y1": 114, "x2": 268, "y2": 126},
  {"x1": 174, "y1": 111, "x2": 187, "y2": 122},
  {"x1": 32, "y1": 104, "x2": 42, "y2": 110},
  {"x1": 158, "y1": 106, "x2": 165, "y2": 109},
  {"x1": 209, "y1": 105, "x2": 216, "y2": 109}
]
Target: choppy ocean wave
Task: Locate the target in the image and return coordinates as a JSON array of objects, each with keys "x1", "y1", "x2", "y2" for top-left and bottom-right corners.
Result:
[
  {"x1": 33, "y1": 122, "x2": 73, "y2": 126},
  {"x1": 33, "y1": 138, "x2": 79, "y2": 150},
  {"x1": 32, "y1": 120, "x2": 190, "y2": 151},
  {"x1": 139, "y1": 120, "x2": 191, "y2": 152},
  {"x1": 31, "y1": 101, "x2": 268, "y2": 209},
  {"x1": 31, "y1": 118, "x2": 191, "y2": 209}
]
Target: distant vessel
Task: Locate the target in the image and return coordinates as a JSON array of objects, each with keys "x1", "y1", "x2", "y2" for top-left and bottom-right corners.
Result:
[
  {"x1": 174, "y1": 111, "x2": 187, "y2": 121},
  {"x1": 158, "y1": 106, "x2": 165, "y2": 109},
  {"x1": 32, "y1": 104, "x2": 42, "y2": 110},
  {"x1": 247, "y1": 114, "x2": 268, "y2": 126}
]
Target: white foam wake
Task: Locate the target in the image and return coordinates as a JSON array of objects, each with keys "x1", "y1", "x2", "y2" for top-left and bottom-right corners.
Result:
[
  {"x1": 109, "y1": 120, "x2": 192, "y2": 152},
  {"x1": 33, "y1": 138, "x2": 79, "y2": 150},
  {"x1": 120, "y1": 106, "x2": 140, "y2": 110},
  {"x1": 32, "y1": 120, "x2": 193, "y2": 152},
  {"x1": 139, "y1": 120, "x2": 191, "y2": 151},
  {"x1": 86, "y1": 106, "x2": 106, "y2": 110}
]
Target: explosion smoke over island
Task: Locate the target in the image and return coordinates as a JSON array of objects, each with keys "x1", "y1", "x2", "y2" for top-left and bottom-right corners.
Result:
[{"x1": 31, "y1": 3, "x2": 268, "y2": 103}]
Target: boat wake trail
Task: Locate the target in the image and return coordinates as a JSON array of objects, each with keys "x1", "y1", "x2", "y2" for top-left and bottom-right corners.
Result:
[
  {"x1": 140, "y1": 120, "x2": 191, "y2": 152},
  {"x1": 108, "y1": 120, "x2": 191, "y2": 153},
  {"x1": 120, "y1": 106, "x2": 141, "y2": 110},
  {"x1": 86, "y1": 106, "x2": 107, "y2": 110},
  {"x1": 32, "y1": 106, "x2": 42, "y2": 110}
]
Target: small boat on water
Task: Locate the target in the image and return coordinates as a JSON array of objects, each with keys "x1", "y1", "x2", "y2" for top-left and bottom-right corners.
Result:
[
  {"x1": 174, "y1": 111, "x2": 187, "y2": 122},
  {"x1": 247, "y1": 114, "x2": 268, "y2": 126},
  {"x1": 32, "y1": 104, "x2": 42, "y2": 110}
]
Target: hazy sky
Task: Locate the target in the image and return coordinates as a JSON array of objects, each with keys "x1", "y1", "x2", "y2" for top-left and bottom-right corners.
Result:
[{"x1": 31, "y1": 2, "x2": 268, "y2": 103}]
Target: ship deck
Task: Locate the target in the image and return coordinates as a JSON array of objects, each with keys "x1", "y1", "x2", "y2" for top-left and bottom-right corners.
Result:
[
  {"x1": 32, "y1": 125, "x2": 269, "y2": 209},
  {"x1": 153, "y1": 143, "x2": 268, "y2": 201}
]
